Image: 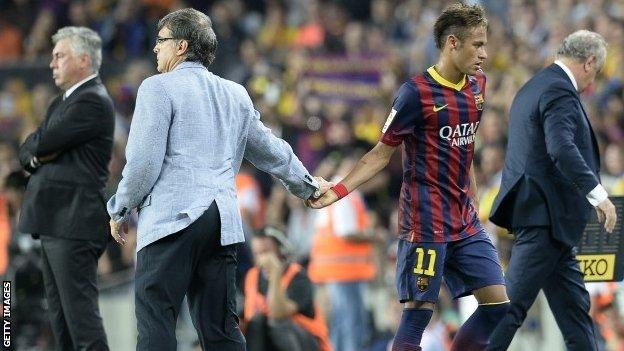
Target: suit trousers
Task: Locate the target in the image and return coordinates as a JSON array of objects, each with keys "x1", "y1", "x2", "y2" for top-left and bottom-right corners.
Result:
[
  {"x1": 40, "y1": 235, "x2": 109, "y2": 351},
  {"x1": 488, "y1": 226, "x2": 597, "y2": 351},
  {"x1": 135, "y1": 201, "x2": 246, "y2": 351}
]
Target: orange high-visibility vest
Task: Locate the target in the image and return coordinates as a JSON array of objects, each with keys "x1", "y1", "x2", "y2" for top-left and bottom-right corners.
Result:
[
  {"x1": 244, "y1": 263, "x2": 332, "y2": 351},
  {"x1": 235, "y1": 173, "x2": 265, "y2": 229},
  {"x1": 308, "y1": 192, "x2": 376, "y2": 283},
  {"x1": 592, "y1": 282, "x2": 618, "y2": 342}
]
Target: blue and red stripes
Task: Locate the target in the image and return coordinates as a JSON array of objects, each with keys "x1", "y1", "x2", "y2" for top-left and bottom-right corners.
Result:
[{"x1": 394, "y1": 71, "x2": 483, "y2": 243}]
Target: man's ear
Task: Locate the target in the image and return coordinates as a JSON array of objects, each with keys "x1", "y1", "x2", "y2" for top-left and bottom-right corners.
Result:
[
  {"x1": 80, "y1": 53, "x2": 91, "y2": 70},
  {"x1": 176, "y1": 40, "x2": 189, "y2": 56},
  {"x1": 585, "y1": 55, "x2": 597, "y2": 72},
  {"x1": 447, "y1": 34, "x2": 459, "y2": 50}
]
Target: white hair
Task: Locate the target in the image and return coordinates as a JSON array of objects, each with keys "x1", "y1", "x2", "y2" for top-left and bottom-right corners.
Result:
[
  {"x1": 52, "y1": 26, "x2": 103, "y2": 72},
  {"x1": 557, "y1": 30, "x2": 607, "y2": 68}
]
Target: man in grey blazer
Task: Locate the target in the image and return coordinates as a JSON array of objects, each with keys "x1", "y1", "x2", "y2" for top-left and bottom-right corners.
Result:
[{"x1": 107, "y1": 8, "x2": 329, "y2": 351}]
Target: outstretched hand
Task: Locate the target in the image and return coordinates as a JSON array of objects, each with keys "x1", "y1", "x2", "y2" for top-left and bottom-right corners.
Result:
[
  {"x1": 314, "y1": 176, "x2": 334, "y2": 197},
  {"x1": 307, "y1": 189, "x2": 339, "y2": 209},
  {"x1": 305, "y1": 176, "x2": 336, "y2": 208}
]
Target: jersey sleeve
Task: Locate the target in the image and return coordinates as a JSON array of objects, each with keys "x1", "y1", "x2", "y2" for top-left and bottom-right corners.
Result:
[{"x1": 380, "y1": 81, "x2": 422, "y2": 146}]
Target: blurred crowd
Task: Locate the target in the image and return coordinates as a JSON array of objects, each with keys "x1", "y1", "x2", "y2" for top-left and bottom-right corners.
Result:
[{"x1": 2, "y1": 0, "x2": 624, "y2": 350}]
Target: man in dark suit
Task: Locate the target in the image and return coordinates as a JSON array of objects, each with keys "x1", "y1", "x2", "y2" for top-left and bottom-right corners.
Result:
[
  {"x1": 488, "y1": 30, "x2": 616, "y2": 350},
  {"x1": 18, "y1": 26, "x2": 113, "y2": 351}
]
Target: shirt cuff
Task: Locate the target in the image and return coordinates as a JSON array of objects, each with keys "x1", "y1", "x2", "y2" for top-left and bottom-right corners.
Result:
[
  {"x1": 29, "y1": 156, "x2": 40, "y2": 169},
  {"x1": 587, "y1": 184, "x2": 609, "y2": 207},
  {"x1": 107, "y1": 194, "x2": 130, "y2": 224},
  {"x1": 303, "y1": 174, "x2": 320, "y2": 199},
  {"x1": 111, "y1": 209, "x2": 129, "y2": 224}
]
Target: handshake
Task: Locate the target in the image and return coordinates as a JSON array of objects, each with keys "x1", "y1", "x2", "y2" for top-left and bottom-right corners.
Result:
[{"x1": 306, "y1": 176, "x2": 345, "y2": 209}]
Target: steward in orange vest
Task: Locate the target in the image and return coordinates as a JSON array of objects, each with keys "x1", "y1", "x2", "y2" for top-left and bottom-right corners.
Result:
[
  {"x1": 308, "y1": 190, "x2": 376, "y2": 284},
  {"x1": 244, "y1": 227, "x2": 332, "y2": 351},
  {"x1": 308, "y1": 184, "x2": 377, "y2": 351}
]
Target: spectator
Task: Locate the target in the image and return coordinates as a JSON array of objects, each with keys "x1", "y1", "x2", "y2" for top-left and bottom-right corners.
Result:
[{"x1": 244, "y1": 226, "x2": 332, "y2": 351}]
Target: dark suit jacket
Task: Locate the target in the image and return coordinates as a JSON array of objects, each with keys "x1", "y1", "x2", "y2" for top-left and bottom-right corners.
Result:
[
  {"x1": 489, "y1": 64, "x2": 601, "y2": 247},
  {"x1": 18, "y1": 77, "x2": 115, "y2": 241}
]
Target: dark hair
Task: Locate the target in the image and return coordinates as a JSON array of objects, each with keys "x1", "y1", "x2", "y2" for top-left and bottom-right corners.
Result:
[
  {"x1": 157, "y1": 8, "x2": 218, "y2": 67},
  {"x1": 255, "y1": 226, "x2": 292, "y2": 258},
  {"x1": 433, "y1": 2, "x2": 488, "y2": 50}
]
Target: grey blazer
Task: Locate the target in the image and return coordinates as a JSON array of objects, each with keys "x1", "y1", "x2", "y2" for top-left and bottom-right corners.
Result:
[{"x1": 107, "y1": 61, "x2": 317, "y2": 251}]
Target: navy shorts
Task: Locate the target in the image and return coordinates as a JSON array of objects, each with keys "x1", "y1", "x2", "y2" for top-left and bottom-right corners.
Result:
[{"x1": 396, "y1": 229, "x2": 505, "y2": 303}]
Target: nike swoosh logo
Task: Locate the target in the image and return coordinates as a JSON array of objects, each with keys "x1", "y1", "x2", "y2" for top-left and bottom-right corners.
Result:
[{"x1": 433, "y1": 104, "x2": 448, "y2": 112}]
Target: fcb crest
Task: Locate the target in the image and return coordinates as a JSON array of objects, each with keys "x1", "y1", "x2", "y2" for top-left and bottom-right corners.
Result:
[
  {"x1": 474, "y1": 93, "x2": 484, "y2": 111},
  {"x1": 416, "y1": 275, "x2": 430, "y2": 292}
]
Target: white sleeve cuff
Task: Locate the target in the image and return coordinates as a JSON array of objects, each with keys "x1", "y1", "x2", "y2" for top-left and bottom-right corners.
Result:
[
  {"x1": 29, "y1": 156, "x2": 40, "y2": 169},
  {"x1": 587, "y1": 184, "x2": 609, "y2": 207},
  {"x1": 304, "y1": 174, "x2": 321, "y2": 199}
]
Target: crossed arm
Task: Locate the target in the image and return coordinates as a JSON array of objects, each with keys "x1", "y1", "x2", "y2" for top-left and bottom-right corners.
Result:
[{"x1": 19, "y1": 97, "x2": 106, "y2": 172}]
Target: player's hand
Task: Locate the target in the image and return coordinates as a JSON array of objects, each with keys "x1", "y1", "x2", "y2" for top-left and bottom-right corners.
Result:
[
  {"x1": 314, "y1": 176, "x2": 334, "y2": 197},
  {"x1": 596, "y1": 198, "x2": 617, "y2": 233},
  {"x1": 110, "y1": 219, "x2": 129, "y2": 245},
  {"x1": 305, "y1": 176, "x2": 334, "y2": 207},
  {"x1": 307, "y1": 189, "x2": 339, "y2": 209}
]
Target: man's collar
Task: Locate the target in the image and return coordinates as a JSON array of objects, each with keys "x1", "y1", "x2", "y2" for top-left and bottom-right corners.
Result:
[
  {"x1": 173, "y1": 61, "x2": 206, "y2": 71},
  {"x1": 554, "y1": 60, "x2": 578, "y2": 92},
  {"x1": 64, "y1": 73, "x2": 98, "y2": 100}
]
